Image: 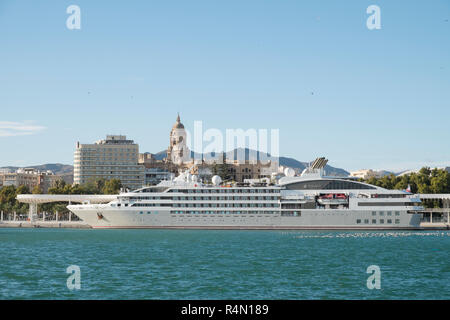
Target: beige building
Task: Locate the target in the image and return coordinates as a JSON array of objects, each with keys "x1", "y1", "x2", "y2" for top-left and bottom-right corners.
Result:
[
  {"x1": 222, "y1": 160, "x2": 277, "y2": 182},
  {"x1": 74, "y1": 135, "x2": 144, "y2": 190},
  {"x1": 0, "y1": 168, "x2": 62, "y2": 193},
  {"x1": 350, "y1": 169, "x2": 381, "y2": 179}
]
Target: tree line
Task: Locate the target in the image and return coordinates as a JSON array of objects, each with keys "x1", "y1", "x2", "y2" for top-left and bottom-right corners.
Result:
[
  {"x1": 0, "y1": 178, "x2": 122, "y2": 214},
  {"x1": 361, "y1": 168, "x2": 450, "y2": 194},
  {"x1": 361, "y1": 167, "x2": 450, "y2": 208}
]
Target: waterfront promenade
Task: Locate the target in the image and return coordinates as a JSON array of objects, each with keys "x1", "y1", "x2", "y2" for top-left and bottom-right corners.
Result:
[
  {"x1": 0, "y1": 220, "x2": 90, "y2": 229},
  {"x1": 0, "y1": 210, "x2": 90, "y2": 228}
]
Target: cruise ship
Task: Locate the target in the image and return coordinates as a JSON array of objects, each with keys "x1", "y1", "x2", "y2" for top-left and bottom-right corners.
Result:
[{"x1": 67, "y1": 158, "x2": 424, "y2": 230}]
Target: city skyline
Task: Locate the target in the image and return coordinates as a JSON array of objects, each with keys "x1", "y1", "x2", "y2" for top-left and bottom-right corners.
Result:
[{"x1": 1, "y1": 1, "x2": 449, "y2": 171}]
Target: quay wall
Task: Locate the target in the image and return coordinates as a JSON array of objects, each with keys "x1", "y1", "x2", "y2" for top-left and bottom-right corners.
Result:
[{"x1": 0, "y1": 221, "x2": 91, "y2": 229}]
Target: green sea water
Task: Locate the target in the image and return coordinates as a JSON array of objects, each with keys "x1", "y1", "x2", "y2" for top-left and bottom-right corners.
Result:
[{"x1": 0, "y1": 228, "x2": 449, "y2": 300}]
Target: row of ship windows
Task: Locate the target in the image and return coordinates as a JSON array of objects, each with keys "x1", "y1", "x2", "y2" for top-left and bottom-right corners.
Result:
[
  {"x1": 168, "y1": 189, "x2": 280, "y2": 194},
  {"x1": 174, "y1": 203, "x2": 279, "y2": 208},
  {"x1": 174, "y1": 196, "x2": 278, "y2": 201},
  {"x1": 369, "y1": 194, "x2": 408, "y2": 198},
  {"x1": 372, "y1": 211, "x2": 401, "y2": 216},
  {"x1": 357, "y1": 219, "x2": 400, "y2": 224},
  {"x1": 128, "y1": 196, "x2": 279, "y2": 201},
  {"x1": 281, "y1": 212, "x2": 301, "y2": 217},
  {"x1": 359, "y1": 202, "x2": 421, "y2": 207},
  {"x1": 285, "y1": 180, "x2": 376, "y2": 190},
  {"x1": 170, "y1": 211, "x2": 279, "y2": 215},
  {"x1": 132, "y1": 203, "x2": 279, "y2": 208},
  {"x1": 170, "y1": 211, "x2": 300, "y2": 216}
]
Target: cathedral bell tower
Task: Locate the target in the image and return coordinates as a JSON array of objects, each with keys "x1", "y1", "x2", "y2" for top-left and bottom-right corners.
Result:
[{"x1": 167, "y1": 113, "x2": 190, "y2": 165}]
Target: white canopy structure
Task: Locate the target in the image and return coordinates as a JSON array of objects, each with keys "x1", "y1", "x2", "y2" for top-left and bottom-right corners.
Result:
[{"x1": 16, "y1": 194, "x2": 117, "y2": 222}]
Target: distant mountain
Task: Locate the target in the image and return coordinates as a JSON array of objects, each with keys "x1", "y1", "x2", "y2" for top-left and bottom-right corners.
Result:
[
  {"x1": 151, "y1": 148, "x2": 350, "y2": 177},
  {"x1": 153, "y1": 150, "x2": 168, "y2": 161},
  {"x1": 0, "y1": 163, "x2": 74, "y2": 176},
  {"x1": 376, "y1": 170, "x2": 395, "y2": 177}
]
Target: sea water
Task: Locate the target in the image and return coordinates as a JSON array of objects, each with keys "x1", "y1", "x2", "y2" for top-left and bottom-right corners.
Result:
[{"x1": 0, "y1": 229, "x2": 449, "y2": 300}]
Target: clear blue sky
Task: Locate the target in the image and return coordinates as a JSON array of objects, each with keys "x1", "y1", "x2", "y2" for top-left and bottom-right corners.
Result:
[{"x1": 0, "y1": 0, "x2": 449, "y2": 172}]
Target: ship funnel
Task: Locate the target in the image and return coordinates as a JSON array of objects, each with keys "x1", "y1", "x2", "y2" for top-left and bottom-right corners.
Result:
[{"x1": 310, "y1": 157, "x2": 328, "y2": 170}]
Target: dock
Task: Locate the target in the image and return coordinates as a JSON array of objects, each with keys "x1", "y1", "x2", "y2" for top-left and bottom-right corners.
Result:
[{"x1": 0, "y1": 221, "x2": 91, "y2": 229}]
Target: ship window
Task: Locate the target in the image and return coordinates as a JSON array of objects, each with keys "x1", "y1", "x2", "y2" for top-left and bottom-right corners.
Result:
[
  {"x1": 372, "y1": 219, "x2": 376, "y2": 224},
  {"x1": 387, "y1": 219, "x2": 392, "y2": 224},
  {"x1": 395, "y1": 219, "x2": 400, "y2": 224},
  {"x1": 379, "y1": 219, "x2": 384, "y2": 224},
  {"x1": 356, "y1": 219, "x2": 361, "y2": 224},
  {"x1": 364, "y1": 219, "x2": 369, "y2": 224},
  {"x1": 395, "y1": 211, "x2": 400, "y2": 216}
]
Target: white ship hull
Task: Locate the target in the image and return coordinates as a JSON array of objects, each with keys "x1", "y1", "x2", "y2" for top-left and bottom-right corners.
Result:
[{"x1": 69, "y1": 206, "x2": 422, "y2": 230}]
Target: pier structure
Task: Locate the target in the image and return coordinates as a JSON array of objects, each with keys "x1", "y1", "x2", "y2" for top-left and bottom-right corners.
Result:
[
  {"x1": 417, "y1": 194, "x2": 450, "y2": 229},
  {"x1": 15, "y1": 194, "x2": 117, "y2": 222}
]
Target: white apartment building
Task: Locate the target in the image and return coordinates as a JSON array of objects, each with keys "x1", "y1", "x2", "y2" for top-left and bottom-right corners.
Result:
[
  {"x1": 349, "y1": 169, "x2": 382, "y2": 179},
  {"x1": 74, "y1": 135, "x2": 144, "y2": 190}
]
